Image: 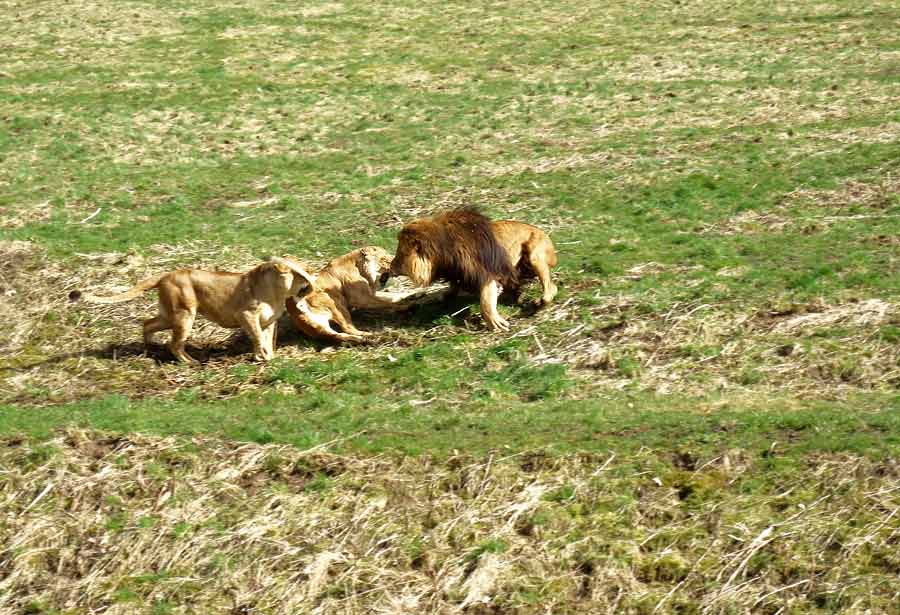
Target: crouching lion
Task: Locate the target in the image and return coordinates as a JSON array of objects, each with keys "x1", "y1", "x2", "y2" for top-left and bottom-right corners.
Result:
[
  {"x1": 390, "y1": 207, "x2": 558, "y2": 331},
  {"x1": 286, "y1": 246, "x2": 413, "y2": 344},
  {"x1": 81, "y1": 257, "x2": 317, "y2": 363}
]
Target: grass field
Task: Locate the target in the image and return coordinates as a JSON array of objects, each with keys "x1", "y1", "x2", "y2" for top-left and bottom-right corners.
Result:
[{"x1": 1, "y1": 0, "x2": 899, "y2": 612}]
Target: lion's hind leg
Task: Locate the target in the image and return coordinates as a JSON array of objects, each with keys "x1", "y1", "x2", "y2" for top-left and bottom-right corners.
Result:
[
  {"x1": 529, "y1": 248, "x2": 558, "y2": 306},
  {"x1": 156, "y1": 282, "x2": 199, "y2": 363},
  {"x1": 169, "y1": 308, "x2": 199, "y2": 363},
  {"x1": 331, "y1": 299, "x2": 371, "y2": 338},
  {"x1": 143, "y1": 315, "x2": 171, "y2": 347},
  {"x1": 294, "y1": 298, "x2": 366, "y2": 344},
  {"x1": 480, "y1": 280, "x2": 510, "y2": 332},
  {"x1": 311, "y1": 311, "x2": 366, "y2": 344}
]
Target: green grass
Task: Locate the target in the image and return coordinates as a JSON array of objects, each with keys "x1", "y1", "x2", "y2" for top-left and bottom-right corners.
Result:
[
  {"x1": 1, "y1": 0, "x2": 898, "y2": 470},
  {"x1": 2, "y1": 1, "x2": 899, "y2": 488},
  {"x1": 3, "y1": 387, "x2": 898, "y2": 460}
]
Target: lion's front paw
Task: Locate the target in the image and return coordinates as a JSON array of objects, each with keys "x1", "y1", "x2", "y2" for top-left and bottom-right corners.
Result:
[
  {"x1": 254, "y1": 347, "x2": 275, "y2": 362},
  {"x1": 486, "y1": 315, "x2": 510, "y2": 332}
]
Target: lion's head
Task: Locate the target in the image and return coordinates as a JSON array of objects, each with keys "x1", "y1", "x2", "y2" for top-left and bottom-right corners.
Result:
[
  {"x1": 391, "y1": 207, "x2": 515, "y2": 290},
  {"x1": 390, "y1": 224, "x2": 436, "y2": 287},
  {"x1": 258, "y1": 256, "x2": 317, "y2": 299},
  {"x1": 355, "y1": 246, "x2": 394, "y2": 291}
]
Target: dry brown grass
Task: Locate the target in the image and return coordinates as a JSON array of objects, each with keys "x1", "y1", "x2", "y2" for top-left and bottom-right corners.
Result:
[
  {"x1": 525, "y1": 292, "x2": 900, "y2": 396},
  {"x1": 2, "y1": 429, "x2": 898, "y2": 613},
  {"x1": 1, "y1": 0, "x2": 184, "y2": 59}
]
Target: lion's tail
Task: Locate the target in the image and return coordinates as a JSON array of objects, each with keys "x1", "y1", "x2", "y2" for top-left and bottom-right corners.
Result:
[{"x1": 82, "y1": 273, "x2": 166, "y2": 304}]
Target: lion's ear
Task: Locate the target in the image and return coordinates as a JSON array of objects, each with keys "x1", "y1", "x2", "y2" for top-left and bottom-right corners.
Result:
[
  {"x1": 271, "y1": 257, "x2": 318, "y2": 288},
  {"x1": 274, "y1": 262, "x2": 291, "y2": 274}
]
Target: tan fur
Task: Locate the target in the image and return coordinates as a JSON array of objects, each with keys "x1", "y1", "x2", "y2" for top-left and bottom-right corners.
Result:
[
  {"x1": 83, "y1": 257, "x2": 317, "y2": 363},
  {"x1": 491, "y1": 220, "x2": 559, "y2": 305},
  {"x1": 286, "y1": 246, "x2": 408, "y2": 344},
  {"x1": 403, "y1": 251, "x2": 434, "y2": 288},
  {"x1": 391, "y1": 208, "x2": 558, "y2": 332}
]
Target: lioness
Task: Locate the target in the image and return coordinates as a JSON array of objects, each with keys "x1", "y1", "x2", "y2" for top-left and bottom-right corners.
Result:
[
  {"x1": 491, "y1": 219, "x2": 558, "y2": 306},
  {"x1": 390, "y1": 207, "x2": 558, "y2": 331},
  {"x1": 82, "y1": 257, "x2": 317, "y2": 363},
  {"x1": 286, "y1": 246, "x2": 413, "y2": 343}
]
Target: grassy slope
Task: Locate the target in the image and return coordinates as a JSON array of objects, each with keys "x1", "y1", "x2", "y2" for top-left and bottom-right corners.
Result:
[
  {"x1": 1, "y1": 0, "x2": 899, "y2": 611},
  {"x1": 1, "y1": 0, "x2": 898, "y2": 452}
]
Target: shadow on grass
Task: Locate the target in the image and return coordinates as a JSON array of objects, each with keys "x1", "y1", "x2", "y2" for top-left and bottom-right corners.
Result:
[
  {"x1": 354, "y1": 291, "x2": 546, "y2": 331},
  {"x1": 0, "y1": 332, "x2": 266, "y2": 373},
  {"x1": 2, "y1": 292, "x2": 547, "y2": 376}
]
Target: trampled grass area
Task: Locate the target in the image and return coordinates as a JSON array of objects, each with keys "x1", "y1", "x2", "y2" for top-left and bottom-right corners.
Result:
[{"x1": 1, "y1": 0, "x2": 899, "y2": 612}]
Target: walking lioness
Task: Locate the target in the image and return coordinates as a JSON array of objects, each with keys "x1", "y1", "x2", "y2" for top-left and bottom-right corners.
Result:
[{"x1": 81, "y1": 257, "x2": 317, "y2": 363}]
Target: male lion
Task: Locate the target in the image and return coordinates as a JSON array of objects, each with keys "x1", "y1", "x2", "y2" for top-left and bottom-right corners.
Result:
[
  {"x1": 286, "y1": 246, "x2": 413, "y2": 344},
  {"x1": 81, "y1": 257, "x2": 317, "y2": 363},
  {"x1": 390, "y1": 207, "x2": 558, "y2": 332}
]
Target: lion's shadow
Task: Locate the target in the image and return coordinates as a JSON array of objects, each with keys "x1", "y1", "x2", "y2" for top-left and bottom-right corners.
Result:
[
  {"x1": 2, "y1": 294, "x2": 544, "y2": 373},
  {"x1": 354, "y1": 291, "x2": 543, "y2": 331},
  {"x1": 0, "y1": 336, "x2": 263, "y2": 372}
]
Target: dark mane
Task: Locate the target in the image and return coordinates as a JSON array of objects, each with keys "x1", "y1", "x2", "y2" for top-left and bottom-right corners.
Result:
[{"x1": 406, "y1": 206, "x2": 516, "y2": 290}]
